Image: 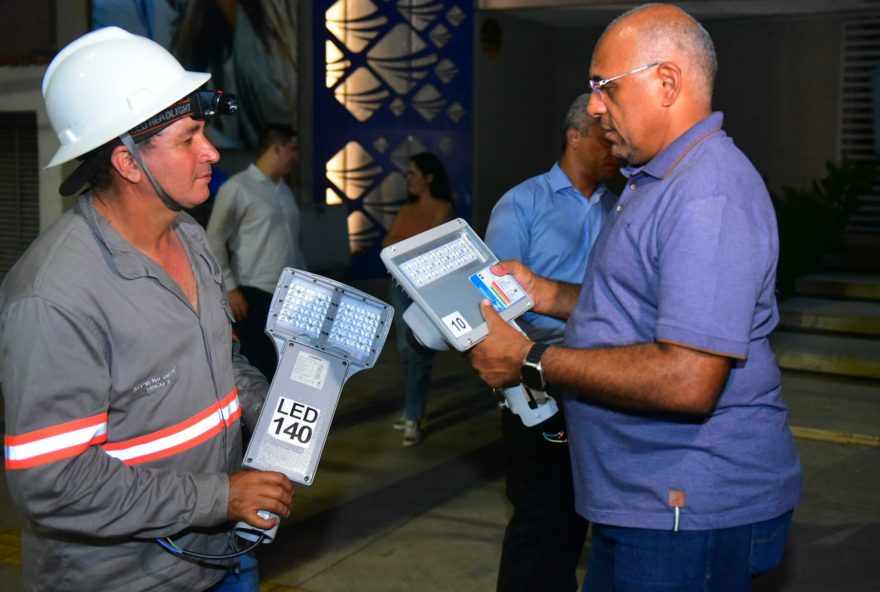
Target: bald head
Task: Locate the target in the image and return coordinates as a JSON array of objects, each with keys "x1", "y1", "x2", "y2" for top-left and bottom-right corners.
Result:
[
  {"x1": 586, "y1": 3, "x2": 717, "y2": 165},
  {"x1": 601, "y1": 3, "x2": 716, "y2": 103}
]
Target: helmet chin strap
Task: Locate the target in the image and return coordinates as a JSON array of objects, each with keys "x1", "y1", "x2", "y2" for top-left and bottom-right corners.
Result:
[{"x1": 119, "y1": 133, "x2": 183, "y2": 212}]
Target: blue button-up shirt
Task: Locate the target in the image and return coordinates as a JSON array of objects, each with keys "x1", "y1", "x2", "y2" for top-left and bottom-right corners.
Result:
[{"x1": 485, "y1": 162, "x2": 616, "y2": 344}]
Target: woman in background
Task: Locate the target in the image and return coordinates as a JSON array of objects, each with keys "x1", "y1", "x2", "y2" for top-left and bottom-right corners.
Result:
[{"x1": 382, "y1": 152, "x2": 454, "y2": 447}]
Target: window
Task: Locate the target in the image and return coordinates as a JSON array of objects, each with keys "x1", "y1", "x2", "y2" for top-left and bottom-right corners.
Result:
[
  {"x1": 0, "y1": 112, "x2": 39, "y2": 282},
  {"x1": 839, "y1": 19, "x2": 880, "y2": 160}
]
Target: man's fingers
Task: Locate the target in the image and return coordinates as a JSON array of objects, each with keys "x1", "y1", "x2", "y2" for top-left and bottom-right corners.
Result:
[
  {"x1": 480, "y1": 299, "x2": 503, "y2": 328},
  {"x1": 490, "y1": 261, "x2": 508, "y2": 276},
  {"x1": 228, "y1": 471, "x2": 295, "y2": 521}
]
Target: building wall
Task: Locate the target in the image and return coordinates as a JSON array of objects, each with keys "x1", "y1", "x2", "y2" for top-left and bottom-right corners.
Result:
[
  {"x1": 709, "y1": 15, "x2": 842, "y2": 191},
  {"x1": 473, "y1": 11, "x2": 848, "y2": 233},
  {"x1": 0, "y1": 3, "x2": 855, "y2": 237},
  {"x1": 472, "y1": 12, "x2": 561, "y2": 234}
]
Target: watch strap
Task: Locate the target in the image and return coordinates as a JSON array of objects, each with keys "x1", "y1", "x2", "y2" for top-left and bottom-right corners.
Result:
[{"x1": 525, "y1": 342, "x2": 549, "y2": 365}]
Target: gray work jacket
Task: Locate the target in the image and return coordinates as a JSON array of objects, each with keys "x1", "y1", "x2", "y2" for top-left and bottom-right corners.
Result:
[{"x1": 0, "y1": 194, "x2": 268, "y2": 591}]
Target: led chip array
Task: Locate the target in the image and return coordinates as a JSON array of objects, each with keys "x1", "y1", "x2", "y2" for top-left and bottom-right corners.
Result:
[
  {"x1": 399, "y1": 235, "x2": 483, "y2": 288},
  {"x1": 277, "y1": 282, "x2": 332, "y2": 340},
  {"x1": 327, "y1": 299, "x2": 382, "y2": 357}
]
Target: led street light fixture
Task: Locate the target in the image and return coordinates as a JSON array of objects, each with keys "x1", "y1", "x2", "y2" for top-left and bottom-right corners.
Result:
[
  {"x1": 381, "y1": 218, "x2": 533, "y2": 352},
  {"x1": 380, "y1": 219, "x2": 557, "y2": 427},
  {"x1": 237, "y1": 270, "x2": 392, "y2": 544},
  {"x1": 244, "y1": 269, "x2": 392, "y2": 486}
]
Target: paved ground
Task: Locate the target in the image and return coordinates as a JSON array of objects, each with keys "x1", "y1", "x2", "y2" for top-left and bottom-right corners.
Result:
[{"x1": 0, "y1": 284, "x2": 878, "y2": 591}]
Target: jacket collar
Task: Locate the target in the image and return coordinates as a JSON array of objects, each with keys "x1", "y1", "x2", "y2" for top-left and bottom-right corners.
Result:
[{"x1": 77, "y1": 193, "x2": 219, "y2": 281}]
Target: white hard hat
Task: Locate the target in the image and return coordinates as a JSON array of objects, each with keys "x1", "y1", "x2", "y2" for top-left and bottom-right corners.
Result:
[{"x1": 42, "y1": 26, "x2": 210, "y2": 169}]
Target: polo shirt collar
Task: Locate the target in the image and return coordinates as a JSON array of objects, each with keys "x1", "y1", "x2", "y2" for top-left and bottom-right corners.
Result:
[{"x1": 622, "y1": 111, "x2": 724, "y2": 180}]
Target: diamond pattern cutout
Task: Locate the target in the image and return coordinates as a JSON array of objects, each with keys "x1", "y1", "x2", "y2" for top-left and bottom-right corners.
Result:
[
  {"x1": 326, "y1": 141, "x2": 383, "y2": 201},
  {"x1": 325, "y1": 188, "x2": 344, "y2": 205},
  {"x1": 447, "y1": 102, "x2": 466, "y2": 122},
  {"x1": 434, "y1": 58, "x2": 458, "y2": 83},
  {"x1": 334, "y1": 67, "x2": 390, "y2": 122},
  {"x1": 429, "y1": 23, "x2": 452, "y2": 48},
  {"x1": 389, "y1": 98, "x2": 407, "y2": 116},
  {"x1": 412, "y1": 84, "x2": 447, "y2": 121},
  {"x1": 367, "y1": 23, "x2": 437, "y2": 95},
  {"x1": 325, "y1": 40, "x2": 350, "y2": 88},
  {"x1": 347, "y1": 209, "x2": 382, "y2": 253},
  {"x1": 326, "y1": 0, "x2": 387, "y2": 53},
  {"x1": 437, "y1": 134, "x2": 455, "y2": 156},
  {"x1": 446, "y1": 5, "x2": 466, "y2": 27},
  {"x1": 397, "y1": 0, "x2": 443, "y2": 32}
]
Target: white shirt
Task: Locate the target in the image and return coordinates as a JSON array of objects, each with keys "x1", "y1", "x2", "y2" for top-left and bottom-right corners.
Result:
[{"x1": 207, "y1": 164, "x2": 307, "y2": 293}]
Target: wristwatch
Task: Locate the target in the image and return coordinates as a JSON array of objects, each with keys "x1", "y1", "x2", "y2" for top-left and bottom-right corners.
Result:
[{"x1": 520, "y1": 343, "x2": 549, "y2": 391}]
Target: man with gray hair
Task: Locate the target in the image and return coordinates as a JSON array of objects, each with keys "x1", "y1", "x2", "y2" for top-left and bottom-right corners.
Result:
[
  {"x1": 484, "y1": 93, "x2": 619, "y2": 592},
  {"x1": 471, "y1": 4, "x2": 801, "y2": 589}
]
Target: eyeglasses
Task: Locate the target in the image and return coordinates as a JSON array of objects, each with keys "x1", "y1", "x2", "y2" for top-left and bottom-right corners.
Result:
[{"x1": 589, "y1": 62, "x2": 661, "y2": 100}]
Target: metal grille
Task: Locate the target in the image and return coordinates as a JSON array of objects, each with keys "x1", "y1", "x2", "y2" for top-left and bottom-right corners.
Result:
[
  {"x1": 839, "y1": 16, "x2": 880, "y2": 235},
  {"x1": 839, "y1": 18, "x2": 880, "y2": 161},
  {"x1": 0, "y1": 112, "x2": 39, "y2": 282}
]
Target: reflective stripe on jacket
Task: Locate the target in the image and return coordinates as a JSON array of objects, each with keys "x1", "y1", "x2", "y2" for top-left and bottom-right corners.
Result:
[{"x1": 0, "y1": 194, "x2": 268, "y2": 591}]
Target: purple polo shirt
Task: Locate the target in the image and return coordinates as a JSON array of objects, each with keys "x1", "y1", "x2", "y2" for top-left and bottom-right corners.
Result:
[{"x1": 563, "y1": 112, "x2": 802, "y2": 530}]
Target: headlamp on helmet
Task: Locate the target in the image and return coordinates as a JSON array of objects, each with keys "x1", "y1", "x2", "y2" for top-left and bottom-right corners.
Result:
[{"x1": 129, "y1": 89, "x2": 239, "y2": 143}]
